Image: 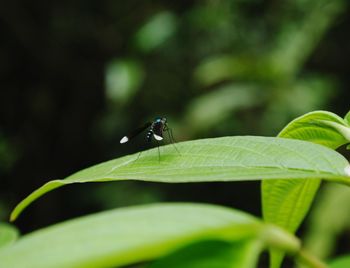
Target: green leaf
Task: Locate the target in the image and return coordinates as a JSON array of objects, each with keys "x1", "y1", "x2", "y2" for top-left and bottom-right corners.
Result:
[
  {"x1": 262, "y1": 179, "x2": 321, "y2": 268},
  {"x1": 278, "y1": 110, "x2": 350, "y2": 147},
  {"x1": 262, "y1": 110, "x2": 350, "y2": 268},
  {"x1": 148, "y1": 239, "x2": 262, "y2": 268},
  {"x1": 0, "y1": 222, "x2": 19, "y2": 249},
  {"x1": 329, "y1": 255, "x2": 350, "y2": 268},
  {"x1": 345, "y1": 111, "x2": 350, "y2": 126},
  {"x1": 262, "y1": 179, "x2": 321, "y2": 230},
  {"x1": 0, "y1": 203, "x2": 301, "y2": 268},
  {"x1": 11, "y1": 136, "x2": 350, "y2": 221}
]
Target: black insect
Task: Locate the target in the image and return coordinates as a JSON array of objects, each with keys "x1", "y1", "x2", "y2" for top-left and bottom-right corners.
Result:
[{"x1": 120, "y1": 117, "x2": 180, "y2": 161}]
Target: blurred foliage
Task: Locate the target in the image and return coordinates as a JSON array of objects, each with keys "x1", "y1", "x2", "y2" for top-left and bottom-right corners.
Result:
[
  {"x1": 105, "y1": 59, "x2": 144, "y2": 105},
  {"x1": 148, "y1": 239, "x2": 260, "y2": 268},
  {"x1": 134, "y1": 11, "x2": 178, "y2": 53},
  {"x1": 0, "y1": 0, "x2": 349, "y2": 261},
  {"x1": 0, "y1": 133, "x2": 18, "y2": 173},
  {"x1": 0, "y1": 222, "x2": 18, "y2": 249},
  {"x1": 302, "y1": 183, "x2": 350, "y2": 260},
  {"x1": 90, "y1": 182, "x2": 164, "y2": 210},
  {"x1": 329, "y1": 255, "x2": 350, "y2": 268}
]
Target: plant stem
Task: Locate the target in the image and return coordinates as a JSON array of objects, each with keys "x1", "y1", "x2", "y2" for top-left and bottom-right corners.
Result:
[{"x1": 297, "y1": 249, "x2": 328, "y2": 268}]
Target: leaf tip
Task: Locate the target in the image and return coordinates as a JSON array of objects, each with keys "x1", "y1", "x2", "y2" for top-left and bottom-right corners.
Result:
[
  {"x1": 9, "y1": 212, "x2": 17, "y2": 222},
  {"x1": 345, "y1": 165, "x2": 350, "y2": 177},
  {"x1": 9, "y1": 200, "x2": 27, "y2": 222},
  {"x1": 9, "y1": 180, "x2": 65, "y2": 221}
]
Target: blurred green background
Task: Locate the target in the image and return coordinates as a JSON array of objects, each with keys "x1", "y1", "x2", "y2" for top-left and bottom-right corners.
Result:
[{"x1": 0, "y1": 0, "x2": 350, "y2": 263}]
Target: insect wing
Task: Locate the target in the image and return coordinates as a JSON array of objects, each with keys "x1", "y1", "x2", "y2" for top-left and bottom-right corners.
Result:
[
  {"x1": 153, "y1": 133, "x2": 163, "y2": 141},
  {"x1": 120, "y1": 122, "x2": 151, "y2": 143}
]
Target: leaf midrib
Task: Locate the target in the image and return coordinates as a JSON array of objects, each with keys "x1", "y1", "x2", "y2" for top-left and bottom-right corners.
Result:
[{"x1": 69, "y1": 166, "x2": 347, "y2": 183}]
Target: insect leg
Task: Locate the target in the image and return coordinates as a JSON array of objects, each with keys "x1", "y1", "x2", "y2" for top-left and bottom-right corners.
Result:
[
  {"x1": 166, "y1": 127, "x2": 181, "y2": 155},
  {"x1": 157, "y1": 140, "x2": 161, "y2": 163},
  {"x1": 130, "y1": 151, "x2": 142, "y2": 166}
]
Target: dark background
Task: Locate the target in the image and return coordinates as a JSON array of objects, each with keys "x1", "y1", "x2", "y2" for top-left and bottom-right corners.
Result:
[{"x1": 0, "y1": 0, "x2": 349, "y2": 263}]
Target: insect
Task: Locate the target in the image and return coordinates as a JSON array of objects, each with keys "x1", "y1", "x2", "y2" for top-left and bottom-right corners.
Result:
[{"x1": 120, "y1": 117, "x2": 180, "y2": 161}]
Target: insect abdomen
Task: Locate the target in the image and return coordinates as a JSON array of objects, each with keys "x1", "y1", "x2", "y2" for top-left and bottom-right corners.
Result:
[{"x1": 146, "y1": 130, "x2": 153, "y2": 142}]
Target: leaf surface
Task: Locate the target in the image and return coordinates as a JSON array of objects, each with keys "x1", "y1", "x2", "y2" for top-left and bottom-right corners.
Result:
[
  {"x1": 0, "y1": 203, "x2": 300, "y2": 268},
  {"x1": 11, "y1": 135, "x2": 350, "y2": 221},
  {"x1": 148, "y1": 239, "x2": 262, "y2": 268},
  {"x1": 329, "y1": 255, "x2": 350, "y2": 268},
  {"x1": 0, "y1": 223, "x2": 18, "y2": 249}
]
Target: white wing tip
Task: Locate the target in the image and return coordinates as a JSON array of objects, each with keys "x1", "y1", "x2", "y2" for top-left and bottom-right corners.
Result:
[
  {"x1": 120, "y1": 136, "x2": 129, "y2": 144},
  {"x1": 153, "y1": 134, "x2": 163, "y2": 141}
]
